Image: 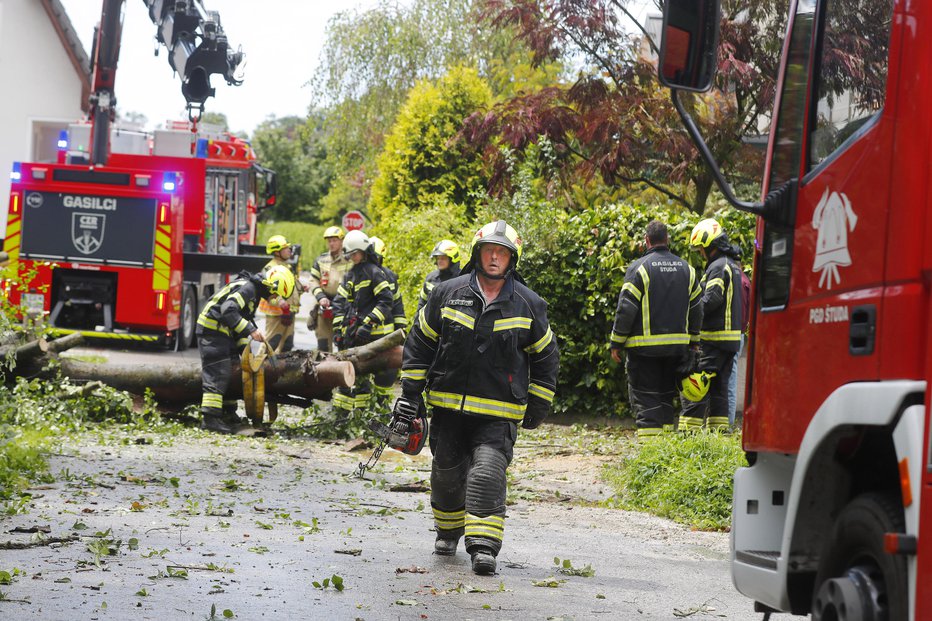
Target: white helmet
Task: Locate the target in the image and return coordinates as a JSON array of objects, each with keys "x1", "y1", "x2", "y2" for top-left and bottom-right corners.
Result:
[{"x1": 343, "y1": 229, "x2": 371, "y2": 255}]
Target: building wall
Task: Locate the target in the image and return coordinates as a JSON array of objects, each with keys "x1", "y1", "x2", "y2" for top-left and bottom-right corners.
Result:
[{"x1": 0, "y1": 0, "x2": 85, "y2": 234}]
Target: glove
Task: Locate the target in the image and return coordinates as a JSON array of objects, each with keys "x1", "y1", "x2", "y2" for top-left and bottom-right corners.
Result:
[
  {"x1": 281, "y1": 314, "x2": 293, "y2": 327},
  {"x1": 333, "y1": 332, "x2": 344, "y2": 348},
  {"x1": 280, "y1": 303, "x2": 291, "y2": 315},
  {"x1": 522, "y1": 409, "x2": 547, "y2": 430},
  {"x1": 356, "y1": 321, "x2": 373, "y2": 341}
]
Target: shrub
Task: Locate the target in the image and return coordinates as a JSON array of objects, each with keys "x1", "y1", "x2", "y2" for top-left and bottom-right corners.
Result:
[
  {"x1": 603, "y1": 432, "x2": 747, "y2": 530},
  {"x1": 256, "y1": 221, "x2": 329, "y2": 271}
]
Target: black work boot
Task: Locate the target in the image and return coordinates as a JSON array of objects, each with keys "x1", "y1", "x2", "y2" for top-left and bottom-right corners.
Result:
[
  {"x1": 201, "y1": 411, "x2": 236, "y2": 434},
  {"x1": 470, "y1": 548, "x2": 496, "y2": 575},
  {"x1": 434, "y1": 537, "x2": 458, "y2": 556}
]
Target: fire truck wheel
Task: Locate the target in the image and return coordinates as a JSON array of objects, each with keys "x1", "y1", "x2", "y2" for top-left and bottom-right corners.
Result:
[
  {"x1": 811, "y1": 493, "x2": 907, "y2": 621},
  {"x1": 173, "y1": 287, "x2": 197, "y2": 352}
]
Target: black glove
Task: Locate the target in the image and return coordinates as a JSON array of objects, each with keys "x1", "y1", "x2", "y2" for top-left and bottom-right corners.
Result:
[
  {"x1": 675, "y1": 347, "x2": 699, "y2": 381},
  {"x1": 356, "y1": 321, "x2": 373, "y2": 341},
  {"x1": 522, "y1": 411, "x2": 546, "y2": 430}
]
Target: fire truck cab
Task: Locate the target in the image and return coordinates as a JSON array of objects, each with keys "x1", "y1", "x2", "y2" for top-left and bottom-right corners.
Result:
[{"x1": 659, "y1": 0, "x2": 930, "y2": 618}]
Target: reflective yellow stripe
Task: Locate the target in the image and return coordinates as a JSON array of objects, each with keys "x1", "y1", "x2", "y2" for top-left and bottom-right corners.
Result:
[
  {"x1": 528, "y1": 383, "x2": 554, "y2": 402},
  {"x1": 610, "y1": 333, "x2": 627, "y2": 344},
  {"x1": 524, "y1": 327, "x2": 553, "y2": 354},
  {"x1": 493, "y1": 317, "x2": 532, "y2": 331},
  {"x1": 310, "y1": 267, "x2": 321, "y2": 279},
  {"x1": 418, "y1": 307, "x2": 439, "y2": 341},
  {"x1": 234, "y1": 318, "x2": 249, "y2": 334},
  {"x1": 371, "y1": 323, "x2": 393, "y2": 336},
  {"x1": 433, "y1": 507, "x2": 466, "y2": 530},
  {"x1": 371, "y1": 308, "x2": 385, "y2": 322},
  {"x1": 401, "y1": 368, "x2": 427, "y2": 381},
  {"x1": 333, "y1": 393, "x2": 356, "y2": 410},
  {"x1": 201, "y1": 393, "x2": 223, "y2": 409},
  {"x1": 356, "y1": 279, "x2": 372, "y2": 290},
  {"x1": 196, "y1": 316, "x2": 231, "y2": 336},
  {"x1": 465, "y1": 513, "x2": 504, "y2": 540},
  {"x1": 462, "y1": 395, "x2": 526, "y2": 420},
  {"x1": 232, "y1": 292, "x2": 247, "y2": 308},
  {"x1": 707, "y1": 277, "x2": 725, "y2": 292},
  {"x1": 622, "y1": 281, "x2": 641, "y2": 301},
  {"x1": 724, "y1": 264, "x2": 733, "y2": 332},
  {"x1": 426, "y1": 390, "x2": 462, "y2": 409},
  {"x1": 373, "y1": 280, "x2": 390, "y2": 295},
  {"x1": 337, "y1": 285, "x2": 350, "y2": 298},
  {"x1": 701, "y1": 329, "x2": 742, "y2": 341},
  {"x1": 441, "y1": 307, "x2": 475, "y2": 329},
  {"x1": 333, "y1": 315, "x2": 344, "y2": 326},
  {"x1": 47, "y1": 328, "x2": 160, "y2": 342},
  {"x1": 353, "y1": 393, "x2": 372, "y2": 408},
  {"x1": 625, "y1": 333, "x2": 691, "y2": 347},
  {"x1": 638, "y1": 265, "x2": 651, "y2": 337},
  {"x1": 637, "y1": 427, "x2": 663, "y2": 439},
  {"x1": 689, "y1": 266, "x2": 701, "y2": 301}
]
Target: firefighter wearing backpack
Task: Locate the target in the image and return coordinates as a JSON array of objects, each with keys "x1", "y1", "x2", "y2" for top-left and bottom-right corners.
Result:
[
  {"x1": 258, "y1": 235, "x2": 305, "y2": 353},
  {"x1": 369, "y1": 236, "x2": 406, "y2": 405},
  {"x1": 679, "y1": 218, "x2": 744, "y2": 432},
  {"x1": 609, "y1": 220, "x2": 703, "y2": 440},
  {"x1": 417, "y1": 240, "x2": 461, "y2": 310},
  {"x1": 331, "y1": 230, "x2": 396, "y2": 413},
  {"x1": 196, "y1": 266, "x2": 295, "y2": 434},
  {"x1": 400, "y1": 220, "x2": 559, "y2": 576}
]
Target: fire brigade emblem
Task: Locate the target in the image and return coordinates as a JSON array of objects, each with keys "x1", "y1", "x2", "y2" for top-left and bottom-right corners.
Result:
[
  {"x1": 812, "y1": 188, "x2": 857, "y2": 290},
  {"x1": 72, "y1": 212, "x2": 106, "y2": 255}
]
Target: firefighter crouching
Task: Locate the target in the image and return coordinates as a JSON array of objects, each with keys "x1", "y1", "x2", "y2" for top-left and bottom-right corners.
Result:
[
  {"x1": 331, "y1": 230, "x2": 396, "y2": 413},
  {"x1": 197, "y1": 266, "x2": 295, "y2": 434},
  {"x1": 417, "y1": 239, "x2": 461, "y2": 310},
  {"x1": 400, "y1": 220, "x2": 559, "y2": 575},
  {"x1": 610, "y1": 220, "x2": 703, "y2": 440},
  {"x1": 679, "y1": 218, "x2": 744, "y2": 432},
  {"x1": 369, "y1": 236, "x2": 406, "y2": 406},
  {"x1": 258, "y1": 235, "x2": 306, "y2": 353},
  {"x1": 308, "y1": 226, "x2": 352, "y2": 352}
]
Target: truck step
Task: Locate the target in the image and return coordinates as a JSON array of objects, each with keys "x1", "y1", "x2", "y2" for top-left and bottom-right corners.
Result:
[{"x1": 735, "y1": 549, "x2": 780, "y2": 570}]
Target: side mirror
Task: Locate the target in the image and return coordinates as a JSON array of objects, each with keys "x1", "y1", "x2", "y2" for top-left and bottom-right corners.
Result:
[
  {"x1": 253, "y1": 165, "x2": 277, "y2": 209},
  {"x1": 658, "y1": 0, "x2": 720, "y2": 92}
]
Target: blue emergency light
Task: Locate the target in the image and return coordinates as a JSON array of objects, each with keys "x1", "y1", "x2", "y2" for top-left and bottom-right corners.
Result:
[
  {"x1": 57, "y1": 130, "x2": 68, "y2": 150},
  {"x1": 163, "y1": 172, "x2": 177, "y2": 192},
  {"x1": 10, "y1": 162, "x2": 21, "y2": 182},
  {"x1": 195, "y1": 138, "x2": 209, "y2": 159}
]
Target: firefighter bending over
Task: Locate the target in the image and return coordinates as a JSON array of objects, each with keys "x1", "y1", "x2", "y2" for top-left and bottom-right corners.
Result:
[
  {"x1": 259, "y1": 235, "x2": 305, "y2": 353},
  {"x1": 417, "y1": 240, "x2": 461, "y2": 310},
  {"x1": 610, "y1": 220, "x2": 703, "y2": 440},
  {"x1": 400, "y1": 220, "x2": 559, "y2": 575},
  {"x1": 308, "y1": 226, "x2": 352, "y2": 352},
  {"x1": 331, "y1": 230, "x2": 396, "y2": 413},
  {"x1": 679, "y1": 218, "x2": 744, "y2": 431},
  {"x1": 196, "y1": 266, "x2": 295, "y2": 434},
  {"x1": 369, "y1": 236, "x2": 406, "y2": 406}
]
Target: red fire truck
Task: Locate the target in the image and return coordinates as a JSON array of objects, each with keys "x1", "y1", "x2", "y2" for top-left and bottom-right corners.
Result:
[
  {"x1": 3, "y1": 1, "x2": 276, "y2": 350},
  {"x1": 659, "y1": 0, "x2": 927, "y2": 618}
]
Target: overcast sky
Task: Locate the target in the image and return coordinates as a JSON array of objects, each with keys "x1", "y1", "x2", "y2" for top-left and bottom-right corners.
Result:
[
  {"x1": 60, "y1": 0, "x2": 384, "y2": 135},
  {"x1": 60, "y1": 1, "x2": 656, "y2": 136}
]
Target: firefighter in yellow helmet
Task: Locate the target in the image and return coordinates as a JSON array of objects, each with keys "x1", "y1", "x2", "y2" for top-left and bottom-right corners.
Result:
[
  {"x1": 259, "y1": 235, "x2": 306, "y2": 353},
  {"x1": 196, "y1": 266, "x2": 295, "y2": 434},
  {"x1": 417, "y1": 239, "x2": 461, "y2": 310},
  {"x1": 400, "y1": 220, "x2": 559, "y2": 575},
  {"x1": 679, "y1": 218, "x2": 744, "y2": 432},
  {"x1": 308, "y1": 226, "x2": 352, "y2": 352},
  {"x1": 609, "y1": 220, "x2": 703, "y2": 440},
  {"x1": 369, "y1": 236, "x2": 406, "y2": 405}
]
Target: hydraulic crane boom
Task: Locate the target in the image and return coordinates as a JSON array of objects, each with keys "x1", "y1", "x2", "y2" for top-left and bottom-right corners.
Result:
[{"x1": 87, "y1": 0, "x2": 244, "y2": 166}]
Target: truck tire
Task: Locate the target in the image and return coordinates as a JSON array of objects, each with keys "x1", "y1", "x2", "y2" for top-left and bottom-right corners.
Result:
[
  {"x1": 811, "y1": 492, "x2": 907, "y2": 621},
  {"x1": 173, "y1": 286, "x2": 197, "y2": 352}
]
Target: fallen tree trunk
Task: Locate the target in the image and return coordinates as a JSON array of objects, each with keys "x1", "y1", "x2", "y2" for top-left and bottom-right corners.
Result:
[
  {"x1": 1, "y1": 333, "x2": 85, "y2": 377},
  {"x1": 332, "y1": 329, "x2": 405, "y2": 375},
  {"x1": 59, "y1": 353, "x2": 355, "y2": 404}
]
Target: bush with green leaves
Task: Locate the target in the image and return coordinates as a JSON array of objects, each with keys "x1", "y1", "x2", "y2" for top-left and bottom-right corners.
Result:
[
  {"x1": 604, "y1": 432, "x2": 747, "y2": 530},
  {"x1": 256, "y1": 221, "x2": 329, "y2": 271}
]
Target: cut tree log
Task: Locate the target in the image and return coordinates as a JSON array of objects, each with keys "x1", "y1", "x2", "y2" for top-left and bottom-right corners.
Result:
[{"x1": 333, "y1": 329, "x2": 405, "y2": 375}]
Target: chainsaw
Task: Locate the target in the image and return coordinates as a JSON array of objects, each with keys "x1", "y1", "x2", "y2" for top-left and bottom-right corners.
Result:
[{"x1": 354, "y1": 397, "x2": 428, "y2": 478}]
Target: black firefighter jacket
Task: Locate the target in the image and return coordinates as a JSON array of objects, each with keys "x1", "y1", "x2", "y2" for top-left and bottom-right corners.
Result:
[
  {"x1": 610, "y1": 246, "x2": 703, "y2": 357},
  {"x1": 332, "y1": 260, "x2": 396, "y2": 341},
  {"x1": 196, "y1": 272, "x2": 269, "y2": 347},
  {"x1": 401, "y1": 272, "x2": 560, "y2": 426},
  {"x1": 381, "y1": 263, "x2": 407, "y2": 331},
  {"x1": 417, "y1": 264, "x2": 462, "y2": 310},
  {"x1": 697, "y1": 254, "x2": 744, "y2": 353}
]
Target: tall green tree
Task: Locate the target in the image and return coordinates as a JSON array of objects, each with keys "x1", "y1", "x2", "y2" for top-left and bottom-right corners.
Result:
[{"x1": 251, "y1": 114, "x2": 332, "y2": 222}]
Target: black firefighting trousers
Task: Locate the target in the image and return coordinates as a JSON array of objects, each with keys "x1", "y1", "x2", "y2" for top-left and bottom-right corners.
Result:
[
  {"x1": 429, "y1": 407, "x2": 516, "y2": 557},
  {"x1": 197, "y1": 331, "x2": 240, "y2": 418},
  {"x1": 679, "y1": 345, "x2": 736, "y2": 431},
  {"x1": 625, "y1": 352, "x2": 685, "y2": 438}
]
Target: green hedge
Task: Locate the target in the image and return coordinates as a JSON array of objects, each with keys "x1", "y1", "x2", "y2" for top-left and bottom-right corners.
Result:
[{"x1": 256, "y1": 221, "x2": 330, "y2": 271}]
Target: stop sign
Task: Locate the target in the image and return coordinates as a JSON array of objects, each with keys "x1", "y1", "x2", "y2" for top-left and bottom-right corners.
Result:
[{"x1": 342, "y1": 210, "x2": 366, "y2": 231}]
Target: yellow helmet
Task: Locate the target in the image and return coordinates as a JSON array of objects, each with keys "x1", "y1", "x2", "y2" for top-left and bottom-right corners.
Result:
[
  {"x1": 263, "y1": 264, "x2": 295, "y2": 299},
  {"x1": 369, "y1": 236, "x2": 386, "y2": 257},
  {"x1": 266, "y1": 234, "x2": 291, "y2": 254},
  {"x1": 680, "y1": 371, "x2": 716, "y2": 402},
  {"x1": 431, "y1": 239, "x2": 461, "y2": 265},
  {"x1": 689, "y1": 219, "x2": 724, "y2": 248},
  {"x1": 323, "y1": 226, "x2": 345, "y2": 240},
  {"x1": 471, "y1": 220, "x2": 522, "y2": 262}
]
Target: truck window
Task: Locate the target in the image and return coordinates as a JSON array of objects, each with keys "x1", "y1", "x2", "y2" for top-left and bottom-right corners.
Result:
[
  {"x1": 808, "y1": 0, "x2": 893, "y2": 168},
  {"x1": 759, "y1": 0, "x2": 815, "y2": 308}
]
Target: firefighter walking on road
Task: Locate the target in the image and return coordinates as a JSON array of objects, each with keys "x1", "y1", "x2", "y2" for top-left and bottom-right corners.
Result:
[
  {"x1": 417, "y1": 240, "x2": 461, "y2": 310},
  {"x1": 258, "y1": 235, "x2": 305, "y2": 353},
  {"x1": 331, "y1": 230, "x2": 396, "y2": 413},
  {"x1": 400, "y1": 220, "x2": 559, "y2": 575},
  {"x1": 197, "y1": 266, "x2": 295, "y2": 434},
  {"x1": 679, "y1": 218, "x2": 744, "y2": 432},
  {"x1": 610, "y1": 220, "x2": 703, "y2": 440},
  {"x1": 308, "y1": 226, "x2": 352, "y2": 352}
]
